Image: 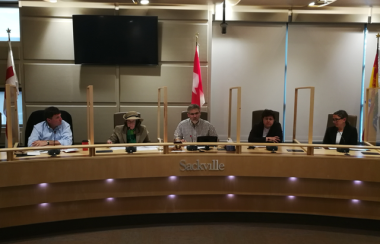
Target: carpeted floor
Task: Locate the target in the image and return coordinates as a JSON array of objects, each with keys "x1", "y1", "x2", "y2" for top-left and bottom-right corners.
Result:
[{"x1": 4, "y1": 223, "x2": 380, "y2": 244}]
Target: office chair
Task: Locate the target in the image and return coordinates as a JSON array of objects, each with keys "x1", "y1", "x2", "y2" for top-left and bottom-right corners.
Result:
[
  {"x1": 181, "y1": 111, "x2": 208, "y2": 121},
  {"x1": 114, "y1": 112, "x2": 126, "y2": 128},
  {"x1": 25, "y1": 110, "x2": 74, "y2": 146},
  {"x1": 326, "y1": 114, "x2": 357, "y2": 128},
  {"x1": 251, "y1": 110, "x2": 280, "y2": 129}
]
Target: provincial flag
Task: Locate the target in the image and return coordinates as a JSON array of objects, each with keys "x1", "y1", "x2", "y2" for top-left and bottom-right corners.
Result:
[{"x1": 191, "y1": 44, "x2": 205, "y2": 107}]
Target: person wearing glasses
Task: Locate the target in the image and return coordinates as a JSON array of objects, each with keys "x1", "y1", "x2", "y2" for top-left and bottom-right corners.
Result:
[
  {"x1": 323, "y1": 110, "x2": 358, "y2": 145},
  {"x1": 248, "y1": 109, "x2": 283, "y2": 143},
  {"x1": 174, "y1": 104, "x2": 218, "y2": 142},
  {"x1": 107, "y1": 111, "x2": 150, "y2": 144}
]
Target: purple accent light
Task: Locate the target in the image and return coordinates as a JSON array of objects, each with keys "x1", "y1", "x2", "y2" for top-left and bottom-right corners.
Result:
[
  {"x1": 227, "y1": 194, "x2": 234, "y2": 198},
  {"x1": 289, "y1": 177, "x2": 297, "y2": 181},
  {"x1": 106, "y1": 197, "x2": 114, "y2": 201},
  {"x1": 106, "y1": 179, "x2": 114, "y2": 182},
  {"x1": 168, "y1": 194, "x2": 176, "y2": 198},
  {"x1": 228, "y1": 175, "x2": 235, "y2": 179},
  {"x1": 39, "y1": 183, "x2": 48, "y2": 187},
  {"x1": 353, "y1": 180, "x2": 362, "y2": 185},
  {"x1": 169, "y1": 176, "x2": 177, "y2": 180},
  {"x1": 288, "y1": 195, "x2": 295, "y2": 199},
  {"x1": 352, "y1": 199, "x2": 360, "y2": 203},
  {"x1": 39, "y1": 203, "x2": 49, "y2": 207}
]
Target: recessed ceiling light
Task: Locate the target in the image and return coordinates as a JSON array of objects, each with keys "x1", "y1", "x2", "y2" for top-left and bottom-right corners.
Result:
[
  {"x1": 140, "y1": 0, "x2": 149, "y2": 4},
  {"x1": 308, "y1": 0, "x2": 336, "y2": 8}
]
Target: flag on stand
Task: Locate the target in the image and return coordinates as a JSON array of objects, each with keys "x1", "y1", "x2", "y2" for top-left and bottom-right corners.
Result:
[
  {"x1": 365, "y1": 46, "x2": 379, "y2": 142},
  {"x1": 3, "y1": 33, "x2": 20, "y2": 145},
  {"x1": 191, "y1": 44, "x2": 205, "y2": 107}
]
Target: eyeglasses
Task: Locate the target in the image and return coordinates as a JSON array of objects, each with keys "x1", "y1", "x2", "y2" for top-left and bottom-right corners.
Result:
[
  {"x1": 188, "y1": 112, "x2": 199, "y2": 116},
  {"x1": 332, "y1": 118, "x2": 342, "y2": 122}
]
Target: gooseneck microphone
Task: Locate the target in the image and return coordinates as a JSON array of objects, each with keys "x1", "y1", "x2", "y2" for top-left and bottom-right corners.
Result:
[
  {"x1": 48, "y1": 130, "x2": 61, "y2": 156},
  {"x1": 187, "y1": 135, "x2": 198, "y2": 151},
  {"x1": 336, "y1": 132, "x2": 350, "y2": 155}
]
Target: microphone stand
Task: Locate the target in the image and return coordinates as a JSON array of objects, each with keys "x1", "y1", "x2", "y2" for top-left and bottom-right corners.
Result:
[{"x1": 48, "y1": 130, "x2": 60, "y2": 156}]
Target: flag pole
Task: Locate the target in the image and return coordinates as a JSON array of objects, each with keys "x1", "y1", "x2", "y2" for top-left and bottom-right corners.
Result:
[{"x1": 195, "y1": 33, "x2": 199, "y2": 47}]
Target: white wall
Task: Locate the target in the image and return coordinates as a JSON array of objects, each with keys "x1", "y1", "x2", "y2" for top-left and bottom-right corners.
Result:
[
  {"x1": 211, "y1": 22, "x2": 286, "y2": 141},
  {"x1": 286, "y1": 24, "x2": 364, "y2": 142}
]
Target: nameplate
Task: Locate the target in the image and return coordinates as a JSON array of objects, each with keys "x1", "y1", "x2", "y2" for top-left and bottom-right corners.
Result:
[{"x1": 179, "y1": 160, "x2": 224, "y2": 171}]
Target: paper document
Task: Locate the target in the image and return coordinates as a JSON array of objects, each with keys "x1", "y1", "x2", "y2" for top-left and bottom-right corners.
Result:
[
  {"x1": 62, "y1": 148, "x2": 79, "y2": 153},
  {"x1": 137, "y1": 146, "x2": 160, "y2": 151},
  {"x1": 109, "y1": 147, "x2": 125, "y2": 150},
  {"x1": 27, "y1": 151, "x2": 41, "y2": 156}
]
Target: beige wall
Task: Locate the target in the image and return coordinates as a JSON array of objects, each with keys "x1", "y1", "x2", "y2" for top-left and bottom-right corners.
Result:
[
  {"x1": 18, "y1": 7, "x2": 210, "y2": 145},
  {"x1": 1, "y1": 5, "x2": 380, "y2": 145}
]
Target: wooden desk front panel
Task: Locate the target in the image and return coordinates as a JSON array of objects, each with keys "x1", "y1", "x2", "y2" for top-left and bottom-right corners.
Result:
[{"x1": 0, "y1": 154, "x2": 379, "y2": 228}]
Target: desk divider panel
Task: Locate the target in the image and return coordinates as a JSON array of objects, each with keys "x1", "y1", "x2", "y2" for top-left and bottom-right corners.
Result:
[
  {"x1": 87, "y1": 85, "x2": 95, "y2": 156},
  {"x1": 293, "y1": 87, "x2": 315, "y2": 155},
  {"x1": 157, "y1": 86, "x2": 168, "y2": 153},
  {"x1": 228, "y1": 87, "x2": 241, "y2": 153},
  {"x1": 5, "y1": 84, "x2": 19, "y2": 160}
]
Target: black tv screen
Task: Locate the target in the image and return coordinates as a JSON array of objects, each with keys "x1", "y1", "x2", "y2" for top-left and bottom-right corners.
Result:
[{"x1": 72, "y1": 15, "x2": 158, "y2": 65}]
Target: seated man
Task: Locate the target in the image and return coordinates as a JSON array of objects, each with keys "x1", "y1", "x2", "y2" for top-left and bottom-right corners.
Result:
[
  {"x1": 28, "y1": 107, "x2": 73, "y2": 147},
  {"x1": 174, "y1": 104, "x2": 218, "y2": 142},
  {"x1": 323, "y1": 110, "x2": 357, "y2": 145},
  {"x1": 248, "y1": 109, "x2": 283, "y2": 143},
  {"x1": 107, "y1": 111, "x2": 150, "y2": 143}
]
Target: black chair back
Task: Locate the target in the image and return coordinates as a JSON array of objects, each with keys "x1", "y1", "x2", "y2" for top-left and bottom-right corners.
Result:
[
  {"x1": 114, "y1": 112, "x2": 126, "y2": 128},
  {"x1": 25, "y1": 110, "x2": 74, "y2": 146}
]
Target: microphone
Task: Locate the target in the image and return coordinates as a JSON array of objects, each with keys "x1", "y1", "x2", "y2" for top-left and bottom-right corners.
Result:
[
  {"x1": 187, "y1": 135, "x2": 198, "y2": 151},
  {"x1": 48, "y1": 130, "x2": 61, "y2": 156},
  {"x1": 266, "y1": 141, "x2": 278, "y2": 153},
  {"x1": 336, "y1": 132, "x2": 350, "y2": 155},
  {"x1": 266, "y1": 137, "x2": 278, "y2": 153}
]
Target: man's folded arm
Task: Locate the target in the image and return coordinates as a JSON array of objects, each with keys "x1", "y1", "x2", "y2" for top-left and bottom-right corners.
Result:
[
  {"x1": 58, "y1": 124, "x2": 73, "y2": 146},
  {"x1": 28, "y1": 126, "x2": 40, "y2": 147}
]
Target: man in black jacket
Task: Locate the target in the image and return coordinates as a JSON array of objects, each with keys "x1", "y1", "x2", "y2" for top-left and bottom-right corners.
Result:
[{"x1": 248, "y1": 109, "x2": 283, "y2": 143}]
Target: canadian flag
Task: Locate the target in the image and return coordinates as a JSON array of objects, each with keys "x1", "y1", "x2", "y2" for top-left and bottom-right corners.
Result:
[
  {"x1": 3, "y1": 41, "x2": 19, "y2": 141},
  {"x1": 191, "y1": 45, "x2": 205, "y2": 106}
]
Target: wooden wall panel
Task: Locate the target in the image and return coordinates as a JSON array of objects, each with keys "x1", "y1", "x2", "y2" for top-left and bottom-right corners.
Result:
[
  {"x1": 119, "y1": 65, "x2": 208, "y2": 103},
  {"x1": 119, "y1": 9, "x2": 208, "y2": 20},
  {"x1": 0, "y1": 42, "x2": 20, "y2": 60},
  {"x1": 1, "y1": 176, "x2": 379, "y2": 208},
  {"x1": 22, "y1": 18, "x2": 74, "y2": 60},
  {"x1": 20, "y1": 7, "x2": 115, "y2": 18},
  {"x1": 1, "y1": 154, "x2": 380, "y2": 187},
  {"x1": 24, "y1": 64, "x2": 117, "y2": 103},
  {"x1": 1, "y1": 195, "x2": 380, "y2": 228},
  {"x1": 161, "y1": 21, "x2": 208, "y2": 62}
]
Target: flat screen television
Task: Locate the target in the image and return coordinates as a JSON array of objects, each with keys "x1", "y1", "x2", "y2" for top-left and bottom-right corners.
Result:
[{"x1": 72, "y1": 15, "x2": 158, "y2": 65}]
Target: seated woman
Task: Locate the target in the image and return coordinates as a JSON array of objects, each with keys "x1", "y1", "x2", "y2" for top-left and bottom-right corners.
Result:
[
  {"x1": 107, "y1": 111, "x2": 150, "y2": 144},
  {"x1": 248, "y1": 109, "x2": 283, "y2": 143},
  {"x1": 323, "y1": 110, "x2": 357, "y2": 145}
]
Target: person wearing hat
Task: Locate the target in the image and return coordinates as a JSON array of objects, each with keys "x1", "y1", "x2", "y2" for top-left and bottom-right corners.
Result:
[{"x1": 107, "y1": 111, "x2": 150, "y2": 144}]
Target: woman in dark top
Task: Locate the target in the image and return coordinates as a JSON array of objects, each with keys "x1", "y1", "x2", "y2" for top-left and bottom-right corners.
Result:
[
  {"x1": 323, "y1": 110, "x2": 357, "y2": 145},
  {"x1": 248, "y1": 109, "x2": 283, "y2": 143}
]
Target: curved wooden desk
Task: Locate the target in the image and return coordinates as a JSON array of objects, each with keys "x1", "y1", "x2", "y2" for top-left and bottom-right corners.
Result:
[{"x1": 0, "y1": 146, "x2": 380, "y2": 228}]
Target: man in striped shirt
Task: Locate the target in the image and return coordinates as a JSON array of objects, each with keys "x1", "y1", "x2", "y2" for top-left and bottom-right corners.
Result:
[{"x1": 174, "y1": 104, "x2": 218, "y2": 142}]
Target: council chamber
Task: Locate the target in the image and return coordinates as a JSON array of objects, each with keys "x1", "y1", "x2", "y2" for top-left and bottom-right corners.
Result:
[{"x1": 0, "y1": 0, "x2": 380, "y2": 243}]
